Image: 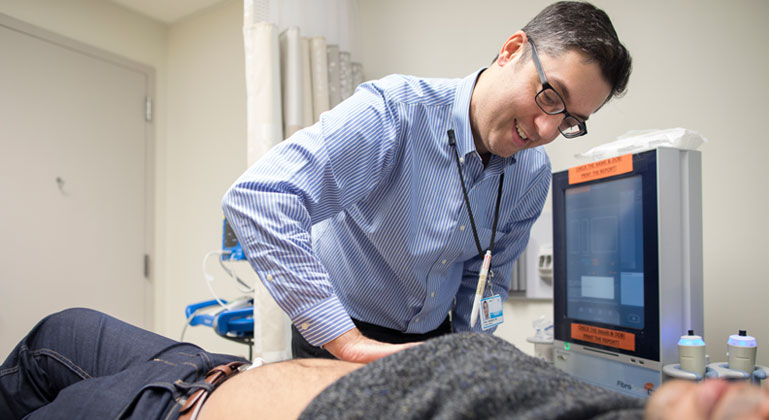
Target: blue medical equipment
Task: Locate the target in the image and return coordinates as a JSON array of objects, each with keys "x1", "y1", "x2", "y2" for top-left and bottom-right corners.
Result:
[
  {"x1": 222, "y1": 218, "x2": 246, "y2": 261},
  {"x1": 185, "y1": 299, "x2": 254, "y2": 339},
  {"x1": 185, "y1": 298, "x2": 255, "y2": 358},
  {"x1": 182, "y1": 219, "x2": 255, "y2": 357},
  {"x1": 551, "y1": 148, "x2": 704, "y2": 398}
]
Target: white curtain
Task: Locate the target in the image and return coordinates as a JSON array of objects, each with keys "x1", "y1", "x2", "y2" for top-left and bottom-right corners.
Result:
[
  {"x1": 243, "y1": 0, "x2": 363, "y2": 362},
  {"x1": 243, "y1": 20, "x2": 283, "y2": 166}
]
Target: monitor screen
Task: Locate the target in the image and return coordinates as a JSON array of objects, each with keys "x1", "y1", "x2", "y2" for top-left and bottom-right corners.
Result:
[
  {"x1": 564, "y1": 175, "x2": 645, "y2": 330},
  {"x1": 552, "y1": 150, "x2": 660, "y2": 361}
]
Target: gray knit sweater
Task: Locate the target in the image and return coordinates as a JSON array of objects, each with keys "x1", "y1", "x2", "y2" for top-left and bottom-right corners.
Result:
[{"x1": 299, "y1": 332, "x2": 646, "y2": 419}]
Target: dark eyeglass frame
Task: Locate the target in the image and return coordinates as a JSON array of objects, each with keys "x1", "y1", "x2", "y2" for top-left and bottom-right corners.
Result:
[{"x1": 527, "y1": 38, "x2": 587, "y2": 139}]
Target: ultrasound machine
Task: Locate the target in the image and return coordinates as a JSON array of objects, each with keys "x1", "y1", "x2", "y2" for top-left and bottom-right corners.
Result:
[{"x1": 551, "y1": 147, "x2": 704, "y2": 398}]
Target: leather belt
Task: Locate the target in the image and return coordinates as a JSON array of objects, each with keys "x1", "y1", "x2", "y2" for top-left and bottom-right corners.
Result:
[{"x1": 178, "y1": 361, "x2": 248, "y2": 420}]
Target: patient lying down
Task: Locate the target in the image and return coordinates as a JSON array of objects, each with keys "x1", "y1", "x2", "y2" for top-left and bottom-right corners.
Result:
[
  {"x1": 1, "y1": 308, "x2": 767, "y2": 420},
  {"x1": 207, "y1": 343, "x2": 768, "y2": 420}
]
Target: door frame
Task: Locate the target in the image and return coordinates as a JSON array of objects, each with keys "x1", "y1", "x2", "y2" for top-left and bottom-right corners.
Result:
[{"x1": 0, "y1": 12, "x2": 156, "y2": 329}]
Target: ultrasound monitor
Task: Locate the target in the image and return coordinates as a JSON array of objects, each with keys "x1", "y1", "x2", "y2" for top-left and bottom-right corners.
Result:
[
  {"x1": 565, "y1": 175, "x2": 647, "y2": 328},
  {"x1": 552, "y1": 148, "x2": 703, "y2": 398}
]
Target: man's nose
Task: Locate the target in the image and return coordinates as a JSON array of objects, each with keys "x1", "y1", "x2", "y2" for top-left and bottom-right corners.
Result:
[{"x1": 535, "y1": 112, "x2": 563, "y2": 142}]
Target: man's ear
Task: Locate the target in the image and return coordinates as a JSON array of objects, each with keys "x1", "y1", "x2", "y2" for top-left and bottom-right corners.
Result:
[{"x1": 496, "y1": 31, "x2": 528, "y2": 66}]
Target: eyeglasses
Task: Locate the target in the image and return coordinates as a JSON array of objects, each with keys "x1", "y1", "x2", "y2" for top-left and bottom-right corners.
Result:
[{"x1": 528, "y1": 38, "x2": 587, "y2": 139}]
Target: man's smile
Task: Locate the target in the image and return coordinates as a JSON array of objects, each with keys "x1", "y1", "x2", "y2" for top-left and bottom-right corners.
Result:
[{"x1": 512, "y1": 120, "x2": 529, "y2": 148}]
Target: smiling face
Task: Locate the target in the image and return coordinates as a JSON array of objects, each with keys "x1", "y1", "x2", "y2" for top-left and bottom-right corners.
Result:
[{"x1": 469, "y1": 31, "x2": 612, "y2": 161}]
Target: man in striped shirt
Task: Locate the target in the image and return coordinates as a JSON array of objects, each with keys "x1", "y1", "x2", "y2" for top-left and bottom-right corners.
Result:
[{"x1": 223, "y1": 1, "x2": 632, "y2": 363}]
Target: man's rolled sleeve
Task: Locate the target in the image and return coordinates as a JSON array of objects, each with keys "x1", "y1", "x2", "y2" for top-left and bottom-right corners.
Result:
[{"x1": 291, "y1": 296, "x2": 356, "y2": 346}]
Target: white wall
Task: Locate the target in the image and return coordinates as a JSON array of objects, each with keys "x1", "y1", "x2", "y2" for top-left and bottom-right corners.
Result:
[
  {"x1": 163, "y1": 0, "x2": 250, "y2": 356},
  {"x1": 358, "y1": 0, "x2": 769, "y2": 365}
]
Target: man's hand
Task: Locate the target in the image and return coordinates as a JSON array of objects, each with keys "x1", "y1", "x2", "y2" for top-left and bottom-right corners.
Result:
[{"x1": 323, "y1": 328, "x2": 421, "y2": 363}]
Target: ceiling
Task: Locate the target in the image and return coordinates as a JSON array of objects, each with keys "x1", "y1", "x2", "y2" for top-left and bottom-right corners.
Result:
[{"x1": 108, "y1": 0, "x2": 228, "y2": 24}]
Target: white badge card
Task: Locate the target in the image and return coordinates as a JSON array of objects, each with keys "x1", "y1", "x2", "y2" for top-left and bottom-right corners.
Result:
[{"x1": 480, "y1": 295, "x2": 504, "y2": 330}]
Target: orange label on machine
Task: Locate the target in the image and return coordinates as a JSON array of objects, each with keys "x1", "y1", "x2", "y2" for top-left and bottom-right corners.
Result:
[
  {"x1": 571, "y1": 323, "x2": 635, "y2": 351},
  {"x1": 568, "y1": 154, "x2": 633, "y2": 185}
]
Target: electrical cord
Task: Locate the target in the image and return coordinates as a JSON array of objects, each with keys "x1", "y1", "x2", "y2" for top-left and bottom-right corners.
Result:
[
  {"x1": 180, "y1": 306, "x2": 207, "y2": 341},
  {"x1": 203, "y1": 251, "x2": 229, "y2": 308},
  {"x1": 219, "y1": 252, "x2": 254, "y2": 293}
]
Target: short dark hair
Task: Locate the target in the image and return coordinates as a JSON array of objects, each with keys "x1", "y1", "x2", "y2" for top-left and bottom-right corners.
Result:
[{"x1": 522, "y1": 1, "x2": 632, "y2": 102}]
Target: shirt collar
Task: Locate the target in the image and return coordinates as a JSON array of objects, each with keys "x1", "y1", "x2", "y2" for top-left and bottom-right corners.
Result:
[
  {"x1": 451, "y1": 68, "x2": 517, "y2": 170},
  {"x1": 450, "y1": 68, "x2": 485, "y2": 159}
]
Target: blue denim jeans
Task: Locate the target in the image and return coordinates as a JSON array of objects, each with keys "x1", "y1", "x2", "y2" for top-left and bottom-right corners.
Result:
[{"x1": 0, "y1": 308, "x2": 247, "y2": 419}]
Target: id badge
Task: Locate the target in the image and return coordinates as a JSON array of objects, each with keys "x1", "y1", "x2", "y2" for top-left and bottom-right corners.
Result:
[{"x1": 479, "y1": 295, "x2": 504, "y2": 330}]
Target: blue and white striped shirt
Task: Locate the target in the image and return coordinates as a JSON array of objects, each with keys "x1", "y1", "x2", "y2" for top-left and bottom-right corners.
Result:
[{"x1": 223, "y1": 69, "x2": 551, "y2": 346}]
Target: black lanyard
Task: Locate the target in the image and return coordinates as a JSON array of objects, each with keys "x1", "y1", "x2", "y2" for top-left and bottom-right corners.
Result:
[{"x1": 447, "y1": 129, "x2": 504, "y2": 259}]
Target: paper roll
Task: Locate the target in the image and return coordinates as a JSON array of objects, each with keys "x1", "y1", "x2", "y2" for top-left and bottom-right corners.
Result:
[
  {"x1": 326, "y1": 44, "x2": 341, "y2": 109},
  {"x1": 309, "y1": 36, "x2": 329, "y2": 122},
  {"x1": 351, "y1": 62, "x2": 364, "y2": 91},
  {"x1": 339, "y1": 51, "x2": 353, "y2": 100},
  {"x1": 300, "y1": 37, "x2": 315, "y2": 128},
  {"x1": 279, "y1": 26, "x2": 303, "y2": 138}
]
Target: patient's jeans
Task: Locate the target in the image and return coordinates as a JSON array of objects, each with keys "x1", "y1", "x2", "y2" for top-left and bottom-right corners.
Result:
[{"x1": 0, "y1": 308, "x2": 247, "y2": 419}]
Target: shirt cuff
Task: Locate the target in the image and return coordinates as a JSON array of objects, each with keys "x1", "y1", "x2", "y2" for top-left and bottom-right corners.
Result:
[{"x1": 291, "y1": 296, "x2": 356, "y2": 347}]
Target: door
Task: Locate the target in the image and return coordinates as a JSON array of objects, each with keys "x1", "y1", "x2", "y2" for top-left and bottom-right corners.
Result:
[{"x1": 0, "y1": 15, "x2": 153, "y2": 356}]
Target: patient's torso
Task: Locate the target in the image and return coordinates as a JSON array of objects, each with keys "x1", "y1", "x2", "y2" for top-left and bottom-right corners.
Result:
[
  {"x1": 199, "y1": 333, "x2": 645, "y2": 419},
  {"x1": 198, "y1": 358, "x2": 363, "y2": 420}
]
